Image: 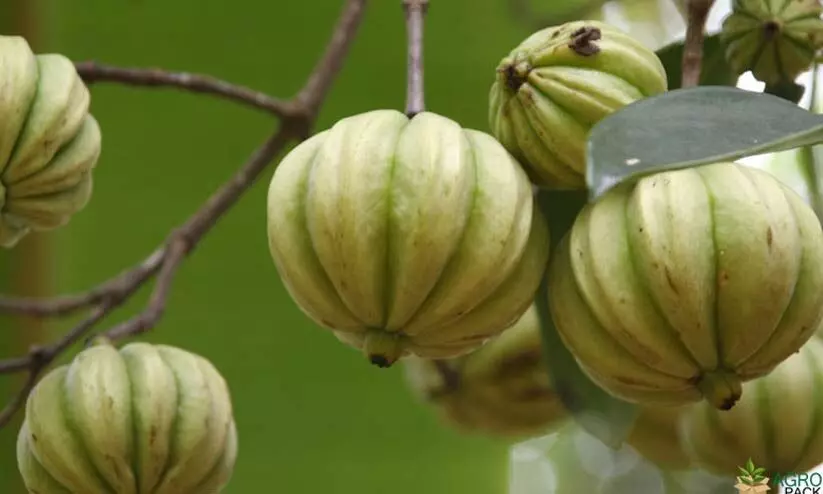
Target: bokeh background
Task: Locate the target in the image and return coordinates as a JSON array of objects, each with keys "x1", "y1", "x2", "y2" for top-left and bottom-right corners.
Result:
[{"x1": 0, "y1": 0, "x2": 733, "y2": 493}]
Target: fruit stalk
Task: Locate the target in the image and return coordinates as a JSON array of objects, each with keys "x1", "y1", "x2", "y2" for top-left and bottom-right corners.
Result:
[
  {"x1": 682, "y1": 0, "x2": 716, "y2": 87},
  {"x1": 403, "y1": 0, "x2": 428, "y2": 117}
]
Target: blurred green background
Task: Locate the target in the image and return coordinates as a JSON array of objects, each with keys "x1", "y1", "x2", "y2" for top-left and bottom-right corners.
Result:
[{"x1": 0, "y1": 0, "x2": 691, "y2": 492}]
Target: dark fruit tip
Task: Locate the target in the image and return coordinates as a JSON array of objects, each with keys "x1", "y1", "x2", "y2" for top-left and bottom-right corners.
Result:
[{"x1": 369, "y1": 354, "x2": 393, "y2": 368}]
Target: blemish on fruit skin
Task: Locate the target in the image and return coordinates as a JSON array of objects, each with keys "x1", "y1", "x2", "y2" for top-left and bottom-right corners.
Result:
[
  {"x1": 767, "y1": 227, "x2": 773, "y2": 248},
  {"x1": 719, "y1": 270, "x2": 730, "y2": 285},
  {"x1": 665, "y1": 267, "x2": 679, "y2": 294}
]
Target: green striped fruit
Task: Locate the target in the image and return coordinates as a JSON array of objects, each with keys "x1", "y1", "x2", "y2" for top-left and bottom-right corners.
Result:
[
  {"x1": 721, "y1": 0, "x2": 823, "y2": 85},
  {"x1": 16, "y1": 339, "x2": 237, "y2": 494},
  {"x1": 680, "y1": 336, "x2": 823, "y2": 477},
  {"x1": 488, "y1": 20, "x2": 667, "y2": 190},
  {"x1": 403, "y1": 305, "x2": 568, "y2": 439},
  {"x1": 0, "y1": 35, "x2": 102, "y2": 248},
  {"x1": 547, "y1": 161, "x2": 823, "y2": 410},
  {"x1": 625, "y1": 405, "x2": 693, "y2": 471},
  {"x1": 266, "y1": 109, "x2": 551, "y2": 368}
]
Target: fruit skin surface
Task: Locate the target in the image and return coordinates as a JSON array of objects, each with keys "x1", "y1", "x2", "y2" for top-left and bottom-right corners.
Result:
[
  {"x1": 0, "y1": 35, "x2": 102, "y2": 248},
  {"x1": 680, "y1": 336, "x2": 823, "y2": 477},
  {"x1": 721, "y1": 0, "x2": 823, "y2": 86},
  {"x1": 16, "y1": 340, "x2": 238, "y2": 494},
  {"x1": 547, "y1": 161, "x2": 823, "y2": 410},
  {"x1": 488, "y1": 20, "x2": 667, "y2": 190},
  {"x1": 625, "y1": 405, "x2": 692, "y2": 471},
  {"x1": 403, "y1": 305, "x2": 568, "y2": 439},
  {"x1": 266, "y1": 109, "x2": 551, "y2": 368}
]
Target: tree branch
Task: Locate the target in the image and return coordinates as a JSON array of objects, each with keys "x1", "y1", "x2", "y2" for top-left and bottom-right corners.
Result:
[
  {"x1": 403, "y1": 0, "x2": 428, "y2": 117},
  {"x1": 0, "y1": 0, "x2": 368, "y2": 429},
  {"x1": 75, "y1": 62, "x2": 299, "y2": 117},
  {"x1": 681, "y1": 0, "x2": 715, "y2": 88}
]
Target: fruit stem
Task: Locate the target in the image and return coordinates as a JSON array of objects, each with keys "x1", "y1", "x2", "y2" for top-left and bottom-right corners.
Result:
[
  {"x1": 363, "y1": 329, "x2": 405, "y2": 368},
  {"x1": 402, "y1": 0, "x2": 428, "y2": 118},
  {"x1": 696, "y1": 370, "x2": 742, "y2": 410},
  {"x1": 681, "y1": 0, "x2": 716, "y2": 87}
]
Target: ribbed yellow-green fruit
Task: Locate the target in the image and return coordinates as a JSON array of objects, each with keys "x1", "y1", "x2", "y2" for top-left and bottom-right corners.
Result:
[
  {"x1": 16, "y1": 339, "x2": 237, "y2": 494},
  {"x1": 403, "y1": 305, "x2": 568, "y2": 439},
  {"x1": 680, "y1": 337, "x2": 823, "y2": 477},
  {"x1": 266, "y1": 109, "x2": 551, "y2": 368},
  {"x1": 547, "y1": 161, "x2": 823, "y2": 411},
  {"x1": 721, "y1": 0, "x2": 823, "y2": 85},
  {"x1": 0, "y1": 35, "x2": 102, "y2": 248},
  {"x1": 488, "y1": 20, "x2": 667, "y2": 189},
  {"x1": 625, "y1": 405, "x2": 692, "y2": 471}
]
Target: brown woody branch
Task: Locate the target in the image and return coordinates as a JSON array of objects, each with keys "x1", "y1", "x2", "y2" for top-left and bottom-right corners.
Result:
[
  {"x1": 681, "y1": 0, "x2": 716, "y2": 88},
  {"x1": 0, "y1": 0, "x2": 367, "y2": 429},
  {"x1": 74, "y1": 62, "x2": 299, "y2": 117}
]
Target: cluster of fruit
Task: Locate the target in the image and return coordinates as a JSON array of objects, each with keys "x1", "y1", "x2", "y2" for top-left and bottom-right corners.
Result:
[{"x1": 263, "y1": 7, "x2": 823, "y2": 489}]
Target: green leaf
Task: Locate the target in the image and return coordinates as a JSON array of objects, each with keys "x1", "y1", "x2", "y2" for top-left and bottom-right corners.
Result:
[
  {"x1": 765, "y1": 80, "x2": 806, "y2": 104},
  {"x1": 586, "y1": 86, "x2": 823, "y2": 199},
  {"x1": 746, "y1": 458, "x2": 755, "y2": 472},
  {"x1": 655, "y1": 34, "x2": 739, "y2": 90},
  {"x1": 738, "y1": 467, "x2": 750, "y2": 476},
  {"x1": 533, "y1": 189, "x2": 639, "y2": 450},
  {"x1": 753, "y1": 467, "x2": 766, "y2": 475}
]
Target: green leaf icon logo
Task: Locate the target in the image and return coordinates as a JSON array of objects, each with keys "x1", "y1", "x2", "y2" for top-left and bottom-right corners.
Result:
[{"x1": 737, "y1": 458, "x2": 768, "y2": 486}]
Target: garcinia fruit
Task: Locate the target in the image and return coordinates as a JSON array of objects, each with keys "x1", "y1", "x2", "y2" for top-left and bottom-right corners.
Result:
[
  {"x1": 679, "y1": 336, "x2": 823, "y2": 477},
  {"x1": 0, "y1": 35, "x2": 102, "y2": 248},
  {"x1": 403, "y1": 305, "x2": 567, "y2": 439},
  {"x1": 721, "y1": 0, "x2": 823, "y2": 86},
  {"x1": 547, "y1": 161, "x2": 823, "y2": 410},
  {"x1": 266, "y1": 109, "x2": 550, "y2": 368},
  {"x1": 488, "y1": 20, "x2": 667, "y2": 189},
  {"x1": 17, "y1": 339, "x2": 238, "y2": 494}
]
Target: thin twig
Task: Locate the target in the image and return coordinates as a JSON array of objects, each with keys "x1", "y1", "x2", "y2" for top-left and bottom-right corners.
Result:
[
  {"x1": 75, "y1": 62, "x2": 299, "y2": 117},
  {"x1": 403, "y1": 0, "x2": 428, "y2": 117},
  {"x1": 681, "y1": 0, "x2": 716, "y2": 88},
  {"x1": 0, "y1": 0, "x2": 368, "y2": 429},
  {"x1": 0, "y1": 249, "x2": 165, "y2": 317}
]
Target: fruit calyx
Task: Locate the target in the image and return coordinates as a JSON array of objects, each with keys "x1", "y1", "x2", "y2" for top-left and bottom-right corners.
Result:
[
  {"x1": 568, "y1": 26, "x2": 602, "y2": 56},
  {"x1": 364, "y1": 329, "x2": 406, "y2": 368},
  {"x1": 696, "y1": 369, "x2": 743, "y2": 410},
  {"x1": 501, "y1": 57, "x2": 532, "y2": 92}
]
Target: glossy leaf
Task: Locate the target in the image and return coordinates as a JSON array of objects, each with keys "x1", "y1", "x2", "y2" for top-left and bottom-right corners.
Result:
[
  {"x1": 656, "y1": 33, "x2": 738, "y2": 90},
  {"x1": 586, "y1": 86, "x2": 823, "y2": 199},
  {"x1": 534, "y1": 190, "x2": 639, "y2": 450}
]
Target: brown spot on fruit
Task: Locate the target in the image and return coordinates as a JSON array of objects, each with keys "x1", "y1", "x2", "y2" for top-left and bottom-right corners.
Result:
[{"x1": 767, "y1": 227, "x2": 773, "y2": 248}]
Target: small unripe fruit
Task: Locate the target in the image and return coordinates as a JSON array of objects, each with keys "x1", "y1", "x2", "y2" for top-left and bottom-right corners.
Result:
[
  {"x1": 721, "y1": 0, "x2": 823, "y2": 85},
  {"x1": 488, "y1": 20, "x2": 667, "y2": 189},
  {"x1": 17, "y1": 339, "x2": 237, "y2": 494},
  {"x1": 0, "y1": 35, "x2": 102, "y2": 248}
]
